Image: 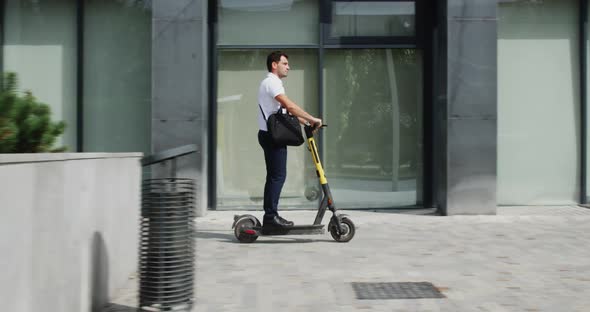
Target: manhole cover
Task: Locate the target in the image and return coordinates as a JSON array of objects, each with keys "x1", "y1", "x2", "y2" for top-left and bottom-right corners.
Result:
[{"x1": 352, "y1": 282, "x2": 446, "y2": 300}]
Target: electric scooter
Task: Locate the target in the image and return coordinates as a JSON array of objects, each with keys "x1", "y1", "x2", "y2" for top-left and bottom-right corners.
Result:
[{"x1": 232, "y1": 124, "x2": 356, "y2": 243}]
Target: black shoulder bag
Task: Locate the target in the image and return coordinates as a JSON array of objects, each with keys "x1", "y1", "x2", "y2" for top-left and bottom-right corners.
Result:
[{"x1": 259, "y1": 104, "x2": 305, "y2": 146}]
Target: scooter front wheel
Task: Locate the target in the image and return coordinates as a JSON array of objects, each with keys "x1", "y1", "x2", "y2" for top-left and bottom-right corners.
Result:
[
  {"x1": 329, "y1": 217, "x2": 355, "y2": 242},
  {"x1": 234, "y1": 218, "x2": 259, "y2": 243}
]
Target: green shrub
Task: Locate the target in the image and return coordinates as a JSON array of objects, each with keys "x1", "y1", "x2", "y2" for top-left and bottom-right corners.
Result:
[{"x1": 0, "y1": 72, "x2": 67, "y2": 153}]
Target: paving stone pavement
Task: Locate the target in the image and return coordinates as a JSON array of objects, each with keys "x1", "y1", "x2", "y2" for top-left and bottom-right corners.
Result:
[{"x1": 108, "y1": 206, "x2": 590, "y2": 312}]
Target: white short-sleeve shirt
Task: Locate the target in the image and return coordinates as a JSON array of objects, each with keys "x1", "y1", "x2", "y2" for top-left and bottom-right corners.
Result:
[{"x1": 258, "y1": 72, "x2": 285, "y2": 131}]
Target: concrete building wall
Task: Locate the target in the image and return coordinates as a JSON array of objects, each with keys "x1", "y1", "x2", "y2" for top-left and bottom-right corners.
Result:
[
  {"x1": 0, "y1": 153, "x2": 142, "y2": 312},
  {"x1": 152, "y1": 0, "x2": 209, "y2": 216},
  {"x1": 148, "y1": 0, "x2": 500, "y2": 215},
  {"x1": 437, "y1": 0, "x2": 498, "y2": 215}
]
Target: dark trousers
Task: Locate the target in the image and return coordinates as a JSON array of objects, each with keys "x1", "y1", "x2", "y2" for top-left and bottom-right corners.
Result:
[{"x1": 258, "y1": 130, "x2": 287, "y2": 220}]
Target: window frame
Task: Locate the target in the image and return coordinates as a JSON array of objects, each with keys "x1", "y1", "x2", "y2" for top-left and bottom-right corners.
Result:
[
  {"x1": 209, "y1": 0, "x2": 431, "y2": 210},
  {"x1": 321, "y1": 0, "x2": 424, "y2": 46}
]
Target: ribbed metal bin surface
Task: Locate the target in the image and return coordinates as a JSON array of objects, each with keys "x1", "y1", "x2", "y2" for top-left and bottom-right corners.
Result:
[{"x1": 139, "y1": 178, "x2": 195, "y2": 311}]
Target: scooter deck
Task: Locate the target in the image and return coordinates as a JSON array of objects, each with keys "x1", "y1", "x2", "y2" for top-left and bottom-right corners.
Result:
[{"x1": 256, "y1": 224, "x2": 325, "y2": 236}]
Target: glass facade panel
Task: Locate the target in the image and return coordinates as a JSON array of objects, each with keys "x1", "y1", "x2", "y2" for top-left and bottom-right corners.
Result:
[
  {"x1": 217, "y1": 0, "x2": 318, "y2": 45},
  {"x1": 83, "y1": 0, "x2": 151, "y2": 153},
  {"x1": 497, "y1": 0, "x2": 580, "y2": 204},
  {"x1": 331, "y1": 1, "x2": 415, "y2": 37},
  {"x1": 216, "y1": 49, "x2": 318, "y2": 209},
  {"x1": 323, "y1": 49, "x2": 423, "y2": 208},
  {"x1": 3, "y1": 0, "x2": 77, "y2": 151}
]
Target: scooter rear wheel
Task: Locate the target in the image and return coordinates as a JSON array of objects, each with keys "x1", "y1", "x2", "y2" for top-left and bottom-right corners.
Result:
[
  {"x1": 329, "y1": 217, "x2": 355, "y2": 242},
  {"x1": 234, "y1": 218, "x2": 259, "y2": 243}
]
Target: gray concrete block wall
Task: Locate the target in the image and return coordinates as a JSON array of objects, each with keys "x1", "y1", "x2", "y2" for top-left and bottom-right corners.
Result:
[
  {"x1": 441, "y1": 0, "x2": 497, "y2": 215},
  {"x1": 0, "y1": 153, "x2": 141, "y2": 312},
  {"x1": 152, "y1": 0, "x2": 209, "y2": 217}
]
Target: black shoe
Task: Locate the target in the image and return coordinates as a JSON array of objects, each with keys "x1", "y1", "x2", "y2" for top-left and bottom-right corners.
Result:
[
  {"x1": 263, "y1": 215, "x2": 291, "y2": 228},
  {"x1": 277, "y1": 215, "x2": 294, "y2": 226}
]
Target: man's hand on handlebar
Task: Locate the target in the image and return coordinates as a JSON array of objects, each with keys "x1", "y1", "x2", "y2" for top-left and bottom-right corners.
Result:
[
  {"x1": 312, "y1": 118, "x2": 322, "y2": 131},
  {"x1": 304, "y1": 118, "x2": 324, "y2": 133}
]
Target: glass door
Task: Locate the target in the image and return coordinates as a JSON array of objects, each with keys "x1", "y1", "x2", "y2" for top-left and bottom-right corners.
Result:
[
  {"x1": 323, "y1": 48, "x2": 423, "y2": 208},
  {"x1": 212, "y1": 0, "x2": 426, "y2": 210}
]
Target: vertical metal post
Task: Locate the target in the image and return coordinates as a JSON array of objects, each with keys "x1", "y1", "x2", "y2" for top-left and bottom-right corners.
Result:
[
  {"x1": 581, "y1": 0, "x2": 588, "y2": 204},
  {"x1": 76, "y1": 0, "x2": 85, "y2": 152},
  {"x1": 0, "y1": 0, "x2": 5, "y2": 74},
  {"x1": 318, "y1": 0, "x2": 327, "y2": 208},
  {"x1": 421, "y1": 0, "x2": 435, "y2": 208},
  {"x1": 171, "y1": 158, "x2": 177, "y2": 179},
  {"x1": 435, "y1": 0, "x2": 448, "y2": 215},
  {"x1": 208, "y1": 0, "x2": 217, "y2": 209}
]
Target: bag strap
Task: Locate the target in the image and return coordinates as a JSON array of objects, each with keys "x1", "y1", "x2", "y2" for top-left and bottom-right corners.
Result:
[
  {"x1": 258, "y1": 104, "x2": 267, "y2": 121},
  {"x1": 260, "y1": 104, "x2": 289, "y2": 122}
]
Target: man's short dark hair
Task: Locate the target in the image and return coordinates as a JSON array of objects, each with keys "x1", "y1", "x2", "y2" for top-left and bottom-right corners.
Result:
[{"x1": 266, "y1": 51, "x2": 288, "y2": 72}]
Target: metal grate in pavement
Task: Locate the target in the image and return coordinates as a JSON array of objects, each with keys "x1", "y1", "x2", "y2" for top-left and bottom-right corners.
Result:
[{"x1": 352, "y1": 282, "x2": 445, "y2": 300}]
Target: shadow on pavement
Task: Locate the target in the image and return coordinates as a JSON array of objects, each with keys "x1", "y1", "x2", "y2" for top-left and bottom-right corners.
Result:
[
  {"x1": 195, "y1": 230, "x2": 334, "y2": 244},
  {"x1": 355, "y1": 208, "x2": 439, "y2": 215},
  {"x1": 102, "y1": 303, "x2": 136, "y2": 312},
  {"x1": 92, "y1": 232, "x2": 109, "y2": 312},
  {"x1": 247, "y1": 237, "x2": 333, "y2": 244},
  {"x1": 194, "y1": 230, "x2": 235, "y2": 241}
]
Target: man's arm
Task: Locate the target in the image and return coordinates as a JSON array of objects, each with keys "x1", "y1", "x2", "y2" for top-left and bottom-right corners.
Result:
[{"x1": 275, "y1": 94, "x2": 321, "y2": 127}]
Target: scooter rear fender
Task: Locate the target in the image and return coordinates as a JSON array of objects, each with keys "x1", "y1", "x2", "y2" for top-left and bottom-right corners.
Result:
[{"x1": 232, "y1": 214, "x2": 261, "y2": 229}]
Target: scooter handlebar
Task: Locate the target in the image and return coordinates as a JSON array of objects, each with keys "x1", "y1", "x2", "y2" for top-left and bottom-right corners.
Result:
[{"x1": 304, "y1": 124, "x2": 327, "y2": 138}]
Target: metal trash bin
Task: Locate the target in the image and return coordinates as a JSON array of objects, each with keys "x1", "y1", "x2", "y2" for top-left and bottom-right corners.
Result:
[{"x1": 139, "y1": 145, "x2": 197, "y2": 312}]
